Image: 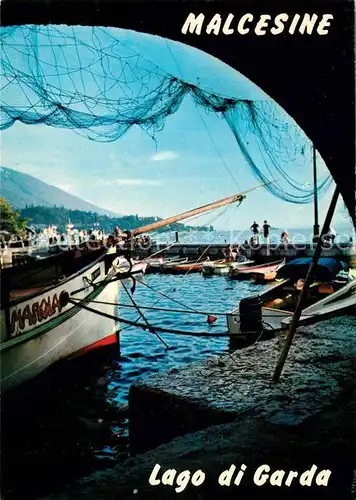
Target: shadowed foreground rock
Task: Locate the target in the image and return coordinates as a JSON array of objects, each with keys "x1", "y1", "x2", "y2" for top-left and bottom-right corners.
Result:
[
  {"x1": 129, "y1": 317, "x2": 356, "y2": 452},
  {"x1": 41, "y1": 317, "x2": 356, "y2": 500},
  {"x1": 41, "y1": 394, "x2": 355, "y2": 500}
]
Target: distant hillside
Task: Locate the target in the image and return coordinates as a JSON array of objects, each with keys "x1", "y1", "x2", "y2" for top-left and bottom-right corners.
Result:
[
  {"x1": 1, "y1": 167, "x2": 213, "y2": 233},
  {"x1": 0, "y1": 166, "x2": 116, "y2": 215}
]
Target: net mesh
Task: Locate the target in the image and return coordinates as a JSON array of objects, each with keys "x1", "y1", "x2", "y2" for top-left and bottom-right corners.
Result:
[{"x1": 0, "y1": 25, "x2": 332, "y2": 203}]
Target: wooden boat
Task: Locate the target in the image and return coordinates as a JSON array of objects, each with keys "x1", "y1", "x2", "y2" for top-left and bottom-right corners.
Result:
[
  {"x1": 0, "y1": 246, "x2": 123, "y2": 393},
  {"x1": 228, "y1": 258, "x2": 285, "y2": 280},
  {"x1": 202, "y1": 259, "x2": 254, "y2": 276},
  {"x1": 146, "y1": 257, "x2": 188, "y2": 274},
  {"x1": 144, "y1": 257, "x2": 164, "y2": 274},
  {"x1": 201, "y1": 259, "x2": 227, "y2": 276},
  {"x1": 161, "y1": 260, "x2": 207, "y2": 274},
  {"x1": 227, "y1": 257, "x2": 355, "y2": 339}
]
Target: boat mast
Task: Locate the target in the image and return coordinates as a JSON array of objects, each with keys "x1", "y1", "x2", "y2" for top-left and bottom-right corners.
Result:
[
  {"x1": 130, "y1": 182, "x2": 271, "y2": 236},
  {"x1": 131, "y1": 193, "x2": 245, "y2": 236},
  {"x1": 312, "y1": 144, "x2": 320, "y2": 238}
]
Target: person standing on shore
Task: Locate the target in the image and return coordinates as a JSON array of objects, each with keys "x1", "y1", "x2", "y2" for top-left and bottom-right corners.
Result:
[
  {"x1": 262, "y1": 220, "x2": 271, "y2": 244},
  {"x1": 250, "y1": 221, "x2": 260, "y2": 245},
  {"x1": 281, "y1": 230, "x2": 290, "y2": 244}
]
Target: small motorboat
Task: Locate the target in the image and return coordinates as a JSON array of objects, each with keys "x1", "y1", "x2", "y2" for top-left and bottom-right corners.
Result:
[
  {"x1": 228, "y1": 258, "x2": 285, "y2": 280},
  {"x1": 227, "y1": 257, "x2": 355, "y2": 339}
]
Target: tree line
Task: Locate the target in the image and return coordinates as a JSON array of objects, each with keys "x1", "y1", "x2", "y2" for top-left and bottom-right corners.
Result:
[{"x1": 17, "y1": 204, "x2": 213, "y2": 233}]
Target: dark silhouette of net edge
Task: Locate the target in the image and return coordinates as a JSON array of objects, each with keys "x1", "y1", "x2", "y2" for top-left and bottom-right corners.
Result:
[{"x1": 0, "y1": 25, "x2": 332, "y2": 203}]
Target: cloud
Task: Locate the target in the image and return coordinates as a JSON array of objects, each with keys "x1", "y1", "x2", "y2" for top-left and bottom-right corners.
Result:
[
  {"x1": 107, "y1": 178, "x2": 162, "y2": 187},
  {"x1": 150, "y1": 150, "x2": 179, "y2": 162}
]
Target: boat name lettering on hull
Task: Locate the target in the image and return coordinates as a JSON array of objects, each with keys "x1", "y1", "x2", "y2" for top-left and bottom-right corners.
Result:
[{"x1": 10, "y1": 293, "x2": 66, "y2": 336}]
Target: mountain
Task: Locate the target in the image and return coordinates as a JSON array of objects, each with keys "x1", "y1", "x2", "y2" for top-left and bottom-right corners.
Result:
[{"x1": 0, "y1": 166, "x2": 117, "y2": 215}]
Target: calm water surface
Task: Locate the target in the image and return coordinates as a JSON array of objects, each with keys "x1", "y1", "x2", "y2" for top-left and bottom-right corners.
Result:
[{"x1": 112, "y1": 274, "x2": 263, "y2": 406}]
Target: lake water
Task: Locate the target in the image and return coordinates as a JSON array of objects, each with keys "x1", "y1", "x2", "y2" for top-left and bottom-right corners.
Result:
[
  {"x1": 153, "y1": 226, "x2": 355, "y2": 246},
  {"x1": 1, "y1": 272, "x2": 354, "y2": 499}
]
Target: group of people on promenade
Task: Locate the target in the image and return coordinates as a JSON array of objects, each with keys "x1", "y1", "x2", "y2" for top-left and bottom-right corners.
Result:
[
  {"x1": 113, "y1": 226, "x2": 152, "y2": 249},
  {"x1": 249, "y1": 220, "x2": 339, "y2": 246},
  {"x1": 249, "y1": 220, "x2": 289, "y2": 246}
]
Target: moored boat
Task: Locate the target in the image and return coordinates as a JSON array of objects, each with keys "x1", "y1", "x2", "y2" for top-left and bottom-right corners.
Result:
[
  {"x1": 202, "y1": 258, "x2": 255, "y2": 276},
  {"x1": 113, "y1": 256, "x2": 148, "y2": 275},
  {"x1": 228, "y1": 258, "x2": 285, "y2": 280},
  {"x1": 201, "y1": 259, "x2": 228, "y2": 276},
  {"x1": 1, "y1": 187, "x2": 253, "y2": 392},
  {"x1": 227, "y1": 257, "x2": 355, "y2": 340},
  {"x1": 250, "y1": 270, "x2": 281, "y2": 284},
  {"x1": 0, "y1": 246, "x2": 123, "y2": 393},
  {"x1": 161, "y1": 260, "x2": 207, "y2": 275},
  {"x1": 146, "y1": 257, "x2": 188, "y2": 274}
]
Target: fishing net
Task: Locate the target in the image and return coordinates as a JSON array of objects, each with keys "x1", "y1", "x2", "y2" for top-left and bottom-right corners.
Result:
[{"x1": 0, "y1": 25, "x2": 332, "y2": 203}]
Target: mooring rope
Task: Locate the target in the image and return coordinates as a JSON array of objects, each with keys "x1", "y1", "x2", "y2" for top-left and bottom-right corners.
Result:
[
  {"x1": 138, "y1": 279, "x2": 204, "y2": 314},
  {"x1": 68, "y1": 294, "x2": 290, "y2": 339},
  {"x1": 182, "y1": 243, "x2": 212, "y2": 277},
  {"x1": 71, "y1": 297, "x2": 227, "y2": 317},
  {"x1": 70, "y1": 295, "x2": 319, "y2": 319},
  {"x1": 119, "y1": 292, "x2": 168, "y2": 334},
  {"x1": 68, "y1": 298, "x2": 231, "y2": 337},
  {"x1": 121, "y1": 280, "x2": 169, "y2": 349}
]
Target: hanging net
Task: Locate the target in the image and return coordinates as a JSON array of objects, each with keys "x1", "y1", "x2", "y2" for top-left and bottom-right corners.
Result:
[{"x1": 0, "y1": 25, "x2": 332, "y2": 203}]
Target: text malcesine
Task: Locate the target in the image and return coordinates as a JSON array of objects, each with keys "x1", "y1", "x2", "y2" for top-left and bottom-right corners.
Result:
[{"x1": 181, "y1": 13, "x2": 334, "y2": 36}]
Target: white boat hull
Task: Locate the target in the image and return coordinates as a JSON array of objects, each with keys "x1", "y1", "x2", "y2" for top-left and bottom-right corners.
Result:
[
  {"x1": 1, "y1": 281, "x2": 119, "y2": 393},
  {"x1": 281, "y1": 278, "x2": 356, "y2": 328},
  {"x1": 214, "y1": 266, "x2": 230, "y2": 276},
  {"x1": 1, "y1": 252, "x2": 122, "y2": 393},
  {"x1": 202, "y1": 264, "x2": 229, "y2": 276}
]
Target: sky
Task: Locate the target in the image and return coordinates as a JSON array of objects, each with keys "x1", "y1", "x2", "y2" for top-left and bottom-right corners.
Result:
[{"x1": 1, "y1": 25, "x2": 353, "y2": 233}]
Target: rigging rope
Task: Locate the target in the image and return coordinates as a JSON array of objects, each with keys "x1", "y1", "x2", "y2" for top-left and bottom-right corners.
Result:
[
  {"x1": 137, "y1": 279, "x2": 202, "y2": 315},
  {"x1": 121, "y1": 279, "x2": 169, "y2": 348},
  {"x1": 0, "y1": 25, "x2": 332, "y2": 204},
  {"x1": 68, "y1": 298, "x2": 231, "y2": 337},
  {"x1": 139, "y1": 203, "x2": 237, "y2": 326},
  {"x1": 69, "y1": 294, "x2": 284, "y2": 338},
  {"x1": 71, "y1": 296, "x2": 325, "y2": 319},
  {"x1": 146, "y1": 197, "x2": 235, "y2": 243}
]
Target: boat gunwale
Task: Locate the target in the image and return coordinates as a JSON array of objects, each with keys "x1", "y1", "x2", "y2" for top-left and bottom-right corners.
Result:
[
  {"x1": 236, "y1": 258, "x2": 285, "y2": 274},
  {"x1": 2, "y1": 248, "x2": 108, "y2": 309},
  {"x1": 0, "y1": 280, "x2": 110, "y2": 353}
]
